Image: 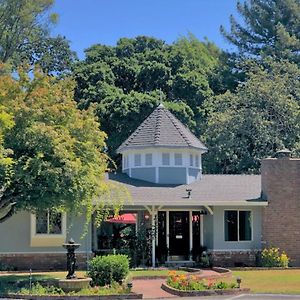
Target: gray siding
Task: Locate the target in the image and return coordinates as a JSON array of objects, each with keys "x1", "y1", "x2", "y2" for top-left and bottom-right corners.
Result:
[
  {"x1": 159, "y1": 167, "x2": 186, "y2": 184},
  {"x1": 131, "y1": 167, "x2": 156, "y2": 183},
  {"x1": 211, "y1": 206, "x2": 262, "y2": 250},
  {"x1": 188, "y1": 168, "x2": 200, "y2": 183},
  {"x1": 203, "y1": 214, "x2": 214, "y2": 249},
  {"x1": 0, "y1": 212, "x2": 92, "y2": 253}
]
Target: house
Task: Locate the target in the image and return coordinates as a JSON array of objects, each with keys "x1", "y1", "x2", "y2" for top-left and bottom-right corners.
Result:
[{"x1": 0, "y1": 104, "x2": 299, "y2": 269}]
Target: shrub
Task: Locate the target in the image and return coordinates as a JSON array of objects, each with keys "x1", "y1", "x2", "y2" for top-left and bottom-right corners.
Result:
[
  {"x1": 261, "y1": 247, "x2": 289, "y2": 267},
  {"x1": 88, "y1": 254, "x2": 129, "y2": 286}
]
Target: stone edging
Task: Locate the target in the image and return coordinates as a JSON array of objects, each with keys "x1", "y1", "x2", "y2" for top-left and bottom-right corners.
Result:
[
  {"x1": 0, "y1": 293, "x2": 143, "y2": 300},
  {"x1": 161, "y1": 283, "x2": 250, "y2": 297}
]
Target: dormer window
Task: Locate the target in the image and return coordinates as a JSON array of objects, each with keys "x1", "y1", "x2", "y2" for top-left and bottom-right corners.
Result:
[
  {"x1": 162, "y1": 153, "x2": 170, "y2": 166},
  {"x1": 174, "y1": 153, "x2": 182, "y2": 166},
  {"x1": 145, "y1": 153, "x2": 152, "y2": 166},
  {"x1": 134, "y1": 154, "x2": 141, "y2": 166},
  {"x1": 190, "y1": 154, "x2": 194, "y2": 167}
]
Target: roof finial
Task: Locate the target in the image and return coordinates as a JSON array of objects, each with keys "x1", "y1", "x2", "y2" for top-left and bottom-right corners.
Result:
[{"x1": 159, "y1": 90, "x2": 164, "y2": 108}]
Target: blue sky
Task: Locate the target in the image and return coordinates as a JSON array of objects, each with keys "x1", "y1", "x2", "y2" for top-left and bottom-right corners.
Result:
[{"x1": 51, "y1": 0, "x2": 240, "y2": 59}]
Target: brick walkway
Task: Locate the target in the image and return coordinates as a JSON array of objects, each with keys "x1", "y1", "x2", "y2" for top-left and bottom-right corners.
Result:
[
  {"x1": 131, "y1": 269, "x2": 224, "y2": 299},
  {"x1": 132, "y1": 278, "x2": 176, "y2": 299}
]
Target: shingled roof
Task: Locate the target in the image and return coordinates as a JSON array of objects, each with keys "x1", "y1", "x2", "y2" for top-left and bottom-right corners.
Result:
[
  {"x1": 105, "y1": 173, "x2": 266, "y2": 207},
  {"x1": 117, "y1": 104, "x2": 207, "y2": 153}
]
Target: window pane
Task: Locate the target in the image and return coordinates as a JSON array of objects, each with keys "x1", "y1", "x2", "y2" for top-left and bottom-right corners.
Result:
[
  {"x1": 195, "y1": 155, "x2": 199, "y2": 167},
  {"x1": 174, "y1": 153, "x2": 182, "y2": 165},
  {"x1": 145, "y1": 153, "x2": 152, "y2": 166},
  {"x1": 49, "y1": 212, "x2": 62, "y2": 234},
  {"x1": 162, "y1": 153, "x2": 170, "y2": 165},
  {"x1": 36, "y1": 212, "x2": 48, "y2": 234},
  {"x1": 190, "y1": 154, "x2": 193, "y2": 167},
  {"x1": 134, "y1": 154, "x2": 141, "y2": 166},
  {"x1": 239, "y1": 211, "x2": 252, "y2": 241},
  {"x1": 225, "y1": 211, "x2": 238, "y2": 241}
]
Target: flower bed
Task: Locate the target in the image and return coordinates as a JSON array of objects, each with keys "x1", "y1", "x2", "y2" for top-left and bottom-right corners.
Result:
[{"x1": 162, "y1": 271, "x2": 249, "y2": 297}]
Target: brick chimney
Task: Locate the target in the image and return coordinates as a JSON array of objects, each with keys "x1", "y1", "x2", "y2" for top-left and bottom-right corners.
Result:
[{"x1": 261, "y1": 149, "x2": 300, "y2": 266}]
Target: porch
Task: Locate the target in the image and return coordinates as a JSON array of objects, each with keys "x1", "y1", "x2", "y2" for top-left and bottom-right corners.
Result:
[{"x1": 92, "y1": 206, "x2": 213, "y2": 267}]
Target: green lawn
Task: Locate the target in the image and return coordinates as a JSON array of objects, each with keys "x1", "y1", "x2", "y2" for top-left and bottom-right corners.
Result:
[{"x1": 232, "y1": 269, "x2": 300, "y2": 294}]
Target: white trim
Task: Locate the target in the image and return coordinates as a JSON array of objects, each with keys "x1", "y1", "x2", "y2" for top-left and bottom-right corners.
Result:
[
  {"x1": 200, "y1": 215, "x2": 204, "y2": 246},
  {"x1": 189, "y1": 211, "x2": 193, "y2": 260},
  {"x1": 223, "y1": 209, "x2": 253, "y2": 242},
  {"x1": 204, "y1": 206, "x2": 213, "y2": 215},
  {"x1": 124, "y1": 202, "x2": 268, "y2": 207},
  {"x1": 166, "y1": 210, "x2": 170, "y2": 259}
]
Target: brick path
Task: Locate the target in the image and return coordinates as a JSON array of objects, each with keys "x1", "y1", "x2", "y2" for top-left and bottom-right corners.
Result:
[
  {"x1": 132, "y1": 278, "x2": 176, "y2": 299},
  {"x1": 132, "y1": 269, "x2": 223, "y2": 299}
]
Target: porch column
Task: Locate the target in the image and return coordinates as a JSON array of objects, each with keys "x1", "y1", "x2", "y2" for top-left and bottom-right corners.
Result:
[
  {"x1": 189, "y1": 210, "x2": 193, "y2": 261},
  {"x1": 200, "y1": 214, "x2": 204, "y2": 246},
  {"x1": 166, "y1": 210, "x2": 169, "y2": 260},
  {"x1": 151, "y1": 212, "x2": 156, "y2": 267}
]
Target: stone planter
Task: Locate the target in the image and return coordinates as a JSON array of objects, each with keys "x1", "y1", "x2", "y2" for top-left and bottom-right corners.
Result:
[
  {"x1": 161, "y1": 283, "x2": 250, "y2": 297},
  {"x1": 58, "y1": 277, "x2": 92, "y2": 292}
]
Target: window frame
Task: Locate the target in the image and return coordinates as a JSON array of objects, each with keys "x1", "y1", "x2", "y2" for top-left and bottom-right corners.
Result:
[
  {"x1": 162, "y1": 153, "x2": 170, "y2": 166},
  {"x1": 134, "y1": 153, "x2": 142, "y2": 167},
  {"x1": 145, "y1": 153, "x2": 153, "y2": 166},
  {"x1": 224, "y1": 209, "x2": 253, "y2": 242},
  {"x1": 30, "y1": 211, "x2": 67, "y2": 247},
  {"x1": 174, "y1": 153, "x2": 183, "y2": 166}
]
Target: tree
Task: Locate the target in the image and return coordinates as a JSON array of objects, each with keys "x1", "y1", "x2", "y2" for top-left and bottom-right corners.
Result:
[
  {"x1": 201, "y1": 59, "x2": 300, "y2": 174},
  {"x1": 0, "y1": 0, "x2": 76, "y2": 74},
  {"x1": 221, "y1": 0, "x2": 300, "y2": 63},
  {"x1": 73, "y1": 35, "x2": 221, "y2": 161},
  {"x1": 0, "y1": 66, "x2": 126, "y2": 223}
]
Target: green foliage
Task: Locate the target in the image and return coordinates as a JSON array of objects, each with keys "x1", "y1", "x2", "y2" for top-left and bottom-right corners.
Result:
[
  {"x1": 87, "y1": 254, "x2": 130, "y2": 286},
  {"x1": 221, "y1": 0, "x2": 300, "y2": 63},
  {"x1": 261, "y1": 248, "x2": 289, "y2": 268},
  {"x1": 19, "y1": 283, "x2": 64, "y2": 296},
  {"x1": 202, "y1": 59, "x2": 300, "y2": 174},
  {"x1": 0, "y1": 66, "x2": 128, "y2": 223},
  {"x1": 0, "y1": 0, "x2": 76, "y2": 74},
  {"x1": 73, "y1": 35, "x2": 221, "y2": 161}
]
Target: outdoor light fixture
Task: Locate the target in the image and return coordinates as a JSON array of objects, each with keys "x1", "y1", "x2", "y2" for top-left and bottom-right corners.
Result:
[
  {"x1": 236, "y1": 277, "x2": 242, "y2": 288},
  {"x1": 186, "y1": 188, "x2": 192, "y2": 198}
]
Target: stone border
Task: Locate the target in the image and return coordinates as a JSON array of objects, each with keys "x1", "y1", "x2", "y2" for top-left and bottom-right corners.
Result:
[
  {"x1": 161, "y1": 283, "x2": 250, "y2": 297},
  {"x1": 0, "y1": 293, "x2": 143, "y2": 300}
]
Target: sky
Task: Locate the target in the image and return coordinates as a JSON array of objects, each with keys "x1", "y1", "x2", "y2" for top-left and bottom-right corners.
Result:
[{"x1": 51, "y1": 0, "x2": 240, "y2": 60}]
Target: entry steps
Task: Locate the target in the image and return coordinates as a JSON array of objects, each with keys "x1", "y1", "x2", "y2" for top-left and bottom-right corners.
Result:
[{"x1": 165, "y1": 260, "x2": 195, "y2": 267}]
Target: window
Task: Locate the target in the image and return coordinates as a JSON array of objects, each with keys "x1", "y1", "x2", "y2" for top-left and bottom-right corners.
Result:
[
  {"x1": 36, "y1": 211, "x2": 62, "y2": 234},
  {"x1": 224, "y1": 210, "x2": 252, "y2": 241},
  {"x1": 134, "y1": 154, "x2": 141, "y2": 166},
  {"x1": 145, "y1": 153, "x2": 152, "y2": 166},
  {"x1": 190, "y1": 154, "x2": 194, "y2": 167},
  {"x1": 174, "y1": 153, "x2": 182, "y2": 165},
  {"x1": 195, "y1": 155, "x2": 200, "y2": 167},
  {"x1": 162, "y1": 153, "x2": 170, "y2": 165}
]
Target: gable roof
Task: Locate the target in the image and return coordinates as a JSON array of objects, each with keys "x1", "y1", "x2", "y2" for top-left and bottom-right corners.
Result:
[
  {"x1": 105, "y1": 173, "x2": 266, "y2": 207},
  {"x1": 117, "y1": 104, "x2": 207, "y2": 153}
]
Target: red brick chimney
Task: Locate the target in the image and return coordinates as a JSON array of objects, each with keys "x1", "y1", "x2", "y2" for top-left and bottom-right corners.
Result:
[{"x1": 261, "y1": 149, "x2": 300, "y2": 266}]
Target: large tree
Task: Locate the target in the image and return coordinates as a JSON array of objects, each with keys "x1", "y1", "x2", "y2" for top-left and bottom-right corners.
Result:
[
  {"x1": 74, "y1": 35, "x2": 222, "y2": 161},
  {"x1": 0, "y1": 0, "x2": 76, "y2": 74},
  {"x1": 201, "y1": 59, "x2": 300, "y2": 174},
  {"x1": 0, "y1": 66, "x2": 125, "y2": 223},
  {"x1": 221, "y1": 0, "x2": 300, "y2": 63}
]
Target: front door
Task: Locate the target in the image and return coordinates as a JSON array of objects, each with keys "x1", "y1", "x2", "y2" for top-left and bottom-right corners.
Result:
[{"x1": 169, "y1": 211, "x2": 189, "y2": 258}]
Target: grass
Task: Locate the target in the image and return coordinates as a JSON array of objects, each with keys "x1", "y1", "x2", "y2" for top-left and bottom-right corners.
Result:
[{"x1": 232, "y1": 269, "x2": 300, "y2": 294}]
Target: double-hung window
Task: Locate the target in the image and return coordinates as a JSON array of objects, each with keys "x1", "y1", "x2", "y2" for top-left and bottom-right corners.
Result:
[
  {"x1": 36, "y1": 211, "x2": 62, "y2": 234},
  {"x1": 224, "y1": 210, "x2": 252, "y2": 241}
]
